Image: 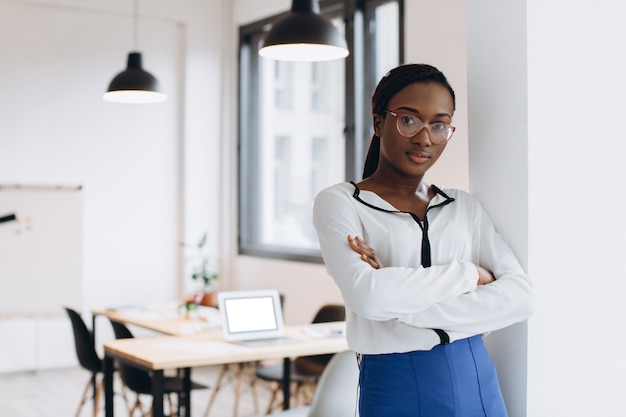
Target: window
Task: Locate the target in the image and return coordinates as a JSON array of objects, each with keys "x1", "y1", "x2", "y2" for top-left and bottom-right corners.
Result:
[{"x1": 239, "y1": 0, "x2": 403, "y2": 262}]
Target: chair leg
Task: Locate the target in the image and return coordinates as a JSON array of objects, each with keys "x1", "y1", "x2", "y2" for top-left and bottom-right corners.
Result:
[
  {"x1": 120, "y1": 383, "x2": 134, "y2": 416},
  {"x1": 165, "y1": 393, "x2": 176, "y2": 417},
  {"x1": 245, "y1": 363, "x2": 260, "y2": 413},
  {"x1": 263, "y1": 382, "x2": 281, "y2": 415},
  {"x1": 131, "y1": 395, "x2": 147, "y2": 417},
  {"x1": 93, "y1": 378, "x2": 104, "y2": 417},
  {"x1": 301, "y1": 382, "x2": 316, "y2": 405},
  {"x1": 267, "y1": 381, "x2": 303, "y2": 414},
  {"x1": 233, "y1": 363, "x2": 246, "y2": 417},
  {"x1": 204, "y1": 362, "x2": 259, "y2": 417},
  {"x1": 203, "y1": 364, "x2": 229, "y2": 417},
  {"x1": 75, "y1": 374, "x2": 96, "y2": 417}
]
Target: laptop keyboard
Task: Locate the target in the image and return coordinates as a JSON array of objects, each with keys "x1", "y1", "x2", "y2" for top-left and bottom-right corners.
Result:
[{"x1": 237, "y1": 336, "x2": 301, "y2": 347}]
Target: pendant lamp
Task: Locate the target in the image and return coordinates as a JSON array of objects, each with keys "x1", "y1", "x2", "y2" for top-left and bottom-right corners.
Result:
[
  {"x1": 258, "y1": 0, "x2": 349, "y2": 62},
  {"x1": 103, "y1": 0, "x2": 166, "y2": 103}
]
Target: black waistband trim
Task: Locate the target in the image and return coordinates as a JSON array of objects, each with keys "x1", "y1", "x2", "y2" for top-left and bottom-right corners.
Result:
[{"x1": 433, "y1": 328, "x2": 450, "y2": 345}]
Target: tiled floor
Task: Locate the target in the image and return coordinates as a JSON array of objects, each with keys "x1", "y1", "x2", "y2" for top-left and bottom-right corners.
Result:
[{"x1": 0, "y1": 364, "x2": 276, "y2": 417}]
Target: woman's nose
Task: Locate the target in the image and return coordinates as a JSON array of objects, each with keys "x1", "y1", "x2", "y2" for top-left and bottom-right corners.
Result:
[{"x1": 411, "y1": 126, "x2": 432, "y2": 145}]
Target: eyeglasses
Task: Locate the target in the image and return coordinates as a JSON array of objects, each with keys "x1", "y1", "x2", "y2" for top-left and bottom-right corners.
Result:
[{"x1": 385, "y1": 110, "x2": 455, "y2": 144}]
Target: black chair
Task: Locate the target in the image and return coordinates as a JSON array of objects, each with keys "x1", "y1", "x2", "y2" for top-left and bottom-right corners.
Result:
[
  {"x1": 64, "y1": 307, "x2": 104, "y2": 417},
  {"x1": 109, "y1": 319, "x2": 208, "y2": 417},
  {"x1": 254, "y1": 304, "x2": 346, "y2": 414}
]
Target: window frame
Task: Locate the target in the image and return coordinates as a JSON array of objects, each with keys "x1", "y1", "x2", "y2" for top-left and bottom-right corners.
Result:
[{"x1": 238, "y1": 0, "x2": 404, "y2": 263}]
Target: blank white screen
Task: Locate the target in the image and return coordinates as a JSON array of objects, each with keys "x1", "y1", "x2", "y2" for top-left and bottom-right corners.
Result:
[{"x1": 224, "y1": 296, "x2": 278, "y2": 333}]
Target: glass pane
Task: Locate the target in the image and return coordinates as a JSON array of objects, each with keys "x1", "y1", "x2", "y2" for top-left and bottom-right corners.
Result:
[
  {"x1": 375, "y1": 1, "x2": 400, "y2": 79},
  {"x1": 255, "y1": 25, "x2": 346, "y2": 251}
]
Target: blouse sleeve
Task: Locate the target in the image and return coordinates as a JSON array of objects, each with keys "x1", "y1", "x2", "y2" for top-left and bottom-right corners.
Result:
[
  {"x1": 313, "y1": 186, "x2": 478, "y2": 322},
  {"x1": 397, "y1": 199, "x2": 535, "y2": 334}
]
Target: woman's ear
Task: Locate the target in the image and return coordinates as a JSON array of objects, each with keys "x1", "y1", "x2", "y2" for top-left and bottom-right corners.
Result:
[{"x1": 373, "y1": 113, "x2": 385, "y2": 137}]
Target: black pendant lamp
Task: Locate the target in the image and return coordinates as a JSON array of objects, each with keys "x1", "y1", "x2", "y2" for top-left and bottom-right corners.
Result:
[
  {"x1": 258, "y1": 0, "x2": 349, "y2": 62},
  {"x1": 103, "y1": 0, "x2": 166, "y2": 103}
]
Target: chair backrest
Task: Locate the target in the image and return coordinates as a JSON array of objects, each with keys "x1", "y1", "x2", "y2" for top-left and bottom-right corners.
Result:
[
  {"x1": 306, "y1": 350, "x2": 359, "y2": 417},
  {"x1": 311, "y1": 304, "x2": 345, "y2": 324},
  {"x1": 109, "y1": 319, "x2": 134, "y2": 340},
  {"x1": 64, "y1": 307, "x2": 102, "y2": 374},
  {"x1": 108, "y1": 318, "x2": 152, "y2": 394}
]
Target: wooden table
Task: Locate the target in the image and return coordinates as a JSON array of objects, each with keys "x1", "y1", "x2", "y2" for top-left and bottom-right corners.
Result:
[
  {"x1": 97, "y1": 304, "x2": 219, "y2": 336},
  {"x1": 103, "y1": 321, "x2": 348, "y2": 417}
]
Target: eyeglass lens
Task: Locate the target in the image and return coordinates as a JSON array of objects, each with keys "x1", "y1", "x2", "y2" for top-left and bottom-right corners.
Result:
[{"x1": 392, "y1": 112, "x2": 452, "y2": 143}]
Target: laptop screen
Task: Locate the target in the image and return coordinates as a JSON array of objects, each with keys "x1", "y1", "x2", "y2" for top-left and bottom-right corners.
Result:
[
  {"x1": 223, "y1": 295, "x2": 278, "y2": 333},
  {"x1": 218, "y1": 289, "x2": 285, "y2": 342}
]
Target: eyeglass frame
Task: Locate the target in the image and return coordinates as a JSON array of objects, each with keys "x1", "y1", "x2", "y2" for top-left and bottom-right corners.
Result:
[{"x1": 384, "y1": 109, "x2": 455, "y2": 144}]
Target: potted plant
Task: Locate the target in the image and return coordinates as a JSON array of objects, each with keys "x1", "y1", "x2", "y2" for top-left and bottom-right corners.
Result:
[{"x1": 186, "y1": 232, "x2": 219, "y2": 307}]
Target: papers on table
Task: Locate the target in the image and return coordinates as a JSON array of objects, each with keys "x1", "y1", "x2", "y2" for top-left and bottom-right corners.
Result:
[
  {"x1": 157, "y1": 340, "x2": 247, "y2": 354},
  {"x1": 107, "y1": 305, "x2": 178, "y2": 321},
  {"x1": 303, "y1": 324, "x2": 346, "y2": 339}
]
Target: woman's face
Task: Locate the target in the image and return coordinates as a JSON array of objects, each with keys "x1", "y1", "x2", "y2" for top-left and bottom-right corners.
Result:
[{"x1": 374, "y1": 81, "x2": 454, "y2": 179}]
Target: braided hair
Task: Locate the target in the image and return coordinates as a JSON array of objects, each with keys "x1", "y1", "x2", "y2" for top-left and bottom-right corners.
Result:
[{"x1": 362, "y1": 63, "x2": 456, "y2": 179}]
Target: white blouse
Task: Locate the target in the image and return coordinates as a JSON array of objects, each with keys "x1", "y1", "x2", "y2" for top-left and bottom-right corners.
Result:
[{"x1": 313, "y1": 182, "x2": 534, "y2": 354}]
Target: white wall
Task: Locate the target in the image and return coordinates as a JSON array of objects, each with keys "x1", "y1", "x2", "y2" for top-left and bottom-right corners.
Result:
[
  {"x1": 404, "y1": 0, "x2": 470, "y2": 191},
  {"x1": 467, "y1": 1, "x2": 529, "y2": 416},
  {"x1": 0, "y1": 0, "x2": 223, "y2": 369},
  {"x1": 525, "y1": 1, "x2": 626, "y2": 416},
  {"x1": 0, "y1": 0, "x2": 224, "y2": 309},
  {"x1": 0, "y1": 1, "x2": 179, "y2": 308},
  {"x1": 467, "y1": 0, "x2": 626, "y2": 416}
]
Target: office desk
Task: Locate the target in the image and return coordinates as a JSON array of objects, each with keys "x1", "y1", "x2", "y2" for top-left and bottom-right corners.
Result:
[
  {"x1": 98, "y1": 304, "x2": 218, "y2": 336},
  {"x1": 104, "y1": 322, "x2": 348, "y2": 417}
]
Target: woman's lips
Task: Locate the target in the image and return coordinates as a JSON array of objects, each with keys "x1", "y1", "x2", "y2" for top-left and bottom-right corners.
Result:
[{"x1": 407, "y1": 150, "x2": 431, "y2": 163}]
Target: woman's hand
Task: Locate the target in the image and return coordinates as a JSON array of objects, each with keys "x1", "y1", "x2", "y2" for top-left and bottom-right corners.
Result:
[
  {"x1": 476, "y1": 265, "x2": 495, "y2": 285},
  {"x1": 348, "y1": 235, "x2": 384, "y2": 269}
]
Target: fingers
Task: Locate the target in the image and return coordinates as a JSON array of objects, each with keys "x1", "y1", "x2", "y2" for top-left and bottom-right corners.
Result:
[
  {"x1": 348, "y1": 235, "x2": 383, "y2": 269},
  {"x1": 363, "y1": 256, "x2": 381, "y2": 269},
  {"x1": 348, "y1": 235, "x2": 373, "y2": 256},
  {"x1": 476, "y1": 264, "x2": 495, "y2": 285}
]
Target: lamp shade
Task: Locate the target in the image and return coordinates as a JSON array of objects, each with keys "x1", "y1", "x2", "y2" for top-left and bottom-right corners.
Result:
[
  {"x1": 103, "y1": 52, "x2": 167, "y2": 103},
  {"x1": 259, "y1": 0, "x2": 349, "y2": 62}
]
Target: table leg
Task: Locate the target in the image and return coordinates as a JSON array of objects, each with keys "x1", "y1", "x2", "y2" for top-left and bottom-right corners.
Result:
[
  {"x1": 151, "y1": 370, "x2": 165, "y2": 417},
  {"x1": 282, "y1": 357, "x2": 291, "y2": 409},
  {"x1": 104, "y1": 355, "x2": 115, "y2": 417},
  {"x1": 183, "y1": 367, "x2": 191, "y2": 417},
  {"x1": 92, "y1": 315, "x2": 98, "y2": 400}
]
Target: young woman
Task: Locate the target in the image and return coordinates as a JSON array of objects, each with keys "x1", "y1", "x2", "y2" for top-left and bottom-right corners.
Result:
[{"x1": 312, "y1": 64, "x2": 534, "y2": 417}]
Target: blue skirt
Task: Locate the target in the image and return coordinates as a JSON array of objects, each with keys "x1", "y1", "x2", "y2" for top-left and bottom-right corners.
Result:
[{"x1": 359, "y1": 335, "x2": 508, "y2": 417}]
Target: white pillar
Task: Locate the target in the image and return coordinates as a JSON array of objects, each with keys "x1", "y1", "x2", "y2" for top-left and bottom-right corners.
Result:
[
  {"x1": 468, "y1": 1, "x2": 626, "y2": 416},
  {"x1": 467, "y1": 1, "x2": 529, "y2": 416}
]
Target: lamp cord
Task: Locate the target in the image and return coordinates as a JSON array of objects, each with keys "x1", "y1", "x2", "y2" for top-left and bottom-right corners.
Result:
[{"x1": 133, "y1": 0, "x2": 138, "y2": 50}]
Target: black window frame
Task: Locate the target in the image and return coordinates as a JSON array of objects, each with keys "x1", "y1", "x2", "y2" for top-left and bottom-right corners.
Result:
[{"x1": 238, "y1": 0, "x2": 404, "y2": 263}]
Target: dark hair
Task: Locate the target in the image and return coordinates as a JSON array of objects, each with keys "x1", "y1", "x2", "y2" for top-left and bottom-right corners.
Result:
[{"x1": 362, "y1": 63, "x2": 456, "y2": 179}]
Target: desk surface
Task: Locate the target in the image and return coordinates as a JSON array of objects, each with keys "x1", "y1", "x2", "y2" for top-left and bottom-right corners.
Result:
[
  {"x1": 104, "y1": 322, "x2": 348, "y2": 371},
  {"x1": 98, "y1": 304, "x2": 219, "y2": 336}
]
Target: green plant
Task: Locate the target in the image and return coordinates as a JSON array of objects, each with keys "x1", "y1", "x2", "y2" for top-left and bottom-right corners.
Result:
[{"x1": 186, "y1": 232, "x2": 218, "y2": 288}]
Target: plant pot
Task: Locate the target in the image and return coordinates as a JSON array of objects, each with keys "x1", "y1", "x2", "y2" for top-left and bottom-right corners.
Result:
[{"x1": 199, "y1": 291, "x2": 217, "y2": 307}]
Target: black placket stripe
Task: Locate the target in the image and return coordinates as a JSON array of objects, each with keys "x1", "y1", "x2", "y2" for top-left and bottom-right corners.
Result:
[{"x1": 350, "y1": 182, "x2": 455, "y2": 346}]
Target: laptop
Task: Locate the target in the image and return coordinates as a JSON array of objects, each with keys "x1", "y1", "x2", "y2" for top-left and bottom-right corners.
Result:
[{"x1": 217, "y1": 289, "x2": 299, "y2": 346}]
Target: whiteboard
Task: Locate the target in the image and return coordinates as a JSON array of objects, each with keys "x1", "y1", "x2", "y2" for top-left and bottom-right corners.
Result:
[{"x1": 0, "y1": 185, "x2": 82, "y2": 315}]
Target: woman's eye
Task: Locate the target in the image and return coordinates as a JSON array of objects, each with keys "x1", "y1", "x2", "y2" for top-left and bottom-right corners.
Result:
[
  {"x1": 400, "y1": 115, "x2": 417, "y2": 126},
  {"x1": 432, "y1": 123, "x2": 447, "y2": 132}
]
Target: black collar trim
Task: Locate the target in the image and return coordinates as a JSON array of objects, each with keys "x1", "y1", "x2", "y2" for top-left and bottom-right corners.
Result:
[{"x1": 349, "y1": 181, "x2": 455, "y2": 217}]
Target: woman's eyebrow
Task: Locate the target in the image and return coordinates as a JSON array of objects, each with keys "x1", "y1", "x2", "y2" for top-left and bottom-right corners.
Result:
[{"x1": 393, "y1": 106, "x2": 452, "y2": 119}]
